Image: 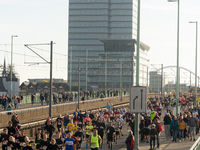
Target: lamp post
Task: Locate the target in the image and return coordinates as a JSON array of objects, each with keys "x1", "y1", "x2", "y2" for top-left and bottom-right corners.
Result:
[
  {"x1": 168, "y1": 0, "x2": 180, "y2": 115},
  {"x1": 86, "y1": 49, "x2": 91, "y2": 99},
  {"x1": 189, "y1": 21, "x2": 198, "y2": 107},
  {"x1": 10, "y1": 35, "x2": 18, "y2": 99}
]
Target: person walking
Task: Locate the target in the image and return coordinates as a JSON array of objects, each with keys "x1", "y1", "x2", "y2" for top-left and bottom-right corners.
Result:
[
  {"x1": 163, "y1": 113, "x2": 171, "y2": 139},
  {"x1": 31, "y1": 93, "x2": 35, "y2": 105},
  {"x1": 125, "y1": 130, "x2": 134, "y2": 150},
  {"x1": 149, "y1": 124, "x2": 157, "y2": 150},
  {"x1": 178, "y1": 116, "x2": 185, "y2": 142},
  {"x1": 40, "y1": 92, "x2": 44, "y2": 106},
  {"x1": 169, "y1": 116, "x2": 179, "y2": 142},
  {"x1": 188, "y1": 113, "x2": 199, "y2": 141}
]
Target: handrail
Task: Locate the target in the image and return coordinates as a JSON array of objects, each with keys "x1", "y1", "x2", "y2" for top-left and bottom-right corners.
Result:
[{"x1": 190, "y1": 136, "x2": 200, "y2": 150}]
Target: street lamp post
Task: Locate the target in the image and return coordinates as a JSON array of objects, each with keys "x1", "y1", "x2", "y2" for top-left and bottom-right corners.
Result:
[
  {"x1": 70, "y1": 46, "x2": 76, "y2": 93},
  {"x1": 10, "y1": 35, "x2": 18, "y2": 99},
  {"x1": 168, "y1": 0, "x2": 180, "y2": 115},
  {"x1": 189, "y1": 21, "x2": 198, "y2": 107}
]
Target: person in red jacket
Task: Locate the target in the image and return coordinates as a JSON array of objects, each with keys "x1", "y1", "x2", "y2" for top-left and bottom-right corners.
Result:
[{"x1": 104, "y1": 109, "x2": 111, "y2": 117}]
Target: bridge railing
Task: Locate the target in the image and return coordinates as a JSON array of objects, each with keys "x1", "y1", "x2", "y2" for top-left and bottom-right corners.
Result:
[{"x1": 190, "y1": 136, "x2": 200, "y2": 150}]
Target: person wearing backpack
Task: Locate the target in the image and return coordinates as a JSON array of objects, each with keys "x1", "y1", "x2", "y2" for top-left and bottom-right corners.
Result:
[
  {"x1": 154, "y1": 118, "x2": 162, "y2": 149},
  {"x1": 125, "y1": 130, "x2": 134, "y2": 150},
  {"x1": 188, "y1": 113, "x2": 199, "y2": 141},
  {"x1": 149, "y1": 124, "x2": 157, "y2": 150},
  {"x1": 169, "y1": 116, "x2": 179, "y2": 142}
]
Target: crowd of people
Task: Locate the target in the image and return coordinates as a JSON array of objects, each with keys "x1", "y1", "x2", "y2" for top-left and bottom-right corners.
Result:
[
  {"x1": 0, "y1": 89, "x2": 127, "y2": 111},
  {"x1": 0, "y1": 92, "x2": 199, "y2": 150},
  {"x1": 0, "y1": 103, "x2": 134, "y2": 150}
]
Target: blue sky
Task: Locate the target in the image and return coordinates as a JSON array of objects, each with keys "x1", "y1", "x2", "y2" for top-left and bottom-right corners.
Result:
[{"x1": 0, "y1": 0, "x2": 199, "y2": 83}]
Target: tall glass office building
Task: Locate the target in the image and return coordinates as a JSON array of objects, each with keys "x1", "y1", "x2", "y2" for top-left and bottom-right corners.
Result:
[{"x1": 68, "y1": 0, "x2": 150, "y2": 91}]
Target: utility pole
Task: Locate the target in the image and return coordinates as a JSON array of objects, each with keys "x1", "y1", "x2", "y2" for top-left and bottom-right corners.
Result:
[
  {"x1": 78, "y1": 59, "x2": 80, "y2": 109},
  {"x1": 10, "y1": 35, "x2": 18, "y2": 99},
  {"x1": 49, "y1": 41, "x2": 53, "y2": 117},
  {"x1": 120, "y1": 61, "x2": 123, "y2": 101},
  {"x1": 135, "y1": 0, "x2": 140, "y2": 149},
  {"x1": 161, "y1": 64, "x2": 163, "y2": 96}
]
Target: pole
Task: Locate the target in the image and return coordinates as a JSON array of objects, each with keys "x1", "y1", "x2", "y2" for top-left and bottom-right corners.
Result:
[
  {"x1": 195, "y1": 21, "x2": 198, "y2": 107},
  {"x1": 161, "y1": 64, "x2": 163, "y2": 96},
  {"x1": 49, "y1": 41, "x2": 53, "y2": 118},
  {"x1": 10, "y1": 36, "x2": 13, "y2": 99},
  {"x1": 132, "y1": 53, "x2": 134, "y2": 86},
  {"x1": 175, "y1": 0, "x2": 180, "y2": 115},
  {"x1": 147, "y1": 67, "x2": 148, "y2": 91},
  {"x1": 86, "y1": 49, "x2": 88, "y2": 99},
  {"x1": 120, "y1": 61, "x2": 123, "y2": 101},
  {"x1": 105, "y1": 54, "x2": 107, "y2": 96},
  {"x1": 190, "y1": 72, "x2": 191, "y2": 88},
  {"x1": 135, "y1": 0, "x2": 140, "y2": 149},
  {"x1": 78, "y1": 59, "x2": 80, "y2": 109},
  {"x1": 70, "y1": 46, "x2": 72, "y2": 93}
]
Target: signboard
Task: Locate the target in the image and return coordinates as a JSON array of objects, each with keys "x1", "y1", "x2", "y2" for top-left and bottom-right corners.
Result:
[{"x1": 130, "y1": 86, "x2": 147, "y2": 113}]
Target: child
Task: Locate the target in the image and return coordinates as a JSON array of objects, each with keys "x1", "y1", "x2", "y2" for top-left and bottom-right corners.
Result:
[{"x1": 149, "y1": 124, "x2": 157, "y2": 150}]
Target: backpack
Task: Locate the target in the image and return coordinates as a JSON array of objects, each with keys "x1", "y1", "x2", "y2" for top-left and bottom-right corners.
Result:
[
  {"x1": 128, "y1": 137, "x2": 134, "y2": 149},
  {"x1": 158, "y1": 124, "x2": 163, "y2": 132}
]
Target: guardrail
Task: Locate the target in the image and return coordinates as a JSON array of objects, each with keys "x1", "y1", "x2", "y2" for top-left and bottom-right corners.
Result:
[{"x1": 190, "y1": 136, "x2": 200, "y2": 150}]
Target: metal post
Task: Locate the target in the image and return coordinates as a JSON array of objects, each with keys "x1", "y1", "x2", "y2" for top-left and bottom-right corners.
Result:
[
  {"x1": 147, "y1": 67, "x2": 148, "y2": 90},
  {"x1": 198, "y1": 76, "x2": 199, "y2": 88},
  {"x1": 70, "y1": 46, "x2": 72, "y2": 93},
  {"x1": 135, "y1": 0, "x2": 140, "y2": 148},
  {"x1": 105, "y1": 54, "x2": 107, "y2": 97},
  {"x1": 86, "y1": 49, "x2": 88, "y2": 99},
  {"x1": 10, "y1": 35, "x2": 17, "y2": 99},
  {"x1": 49, "y1": 41, "x2": 53, "y2": 118},
  {"x1": 175, "y1": 0, "x2": 180, "y2": 115},
  {"x1": 195, "y1": 21, "x2": 198, "y2": 107},
  {"x1": 132, "y1": 53, "x2": 134, "y2": 86},
  {"x1": 190, "y1": 72, "x2": 191, "y2": 88},
  {"x1": 78, "y1": 59, "x2": 80, "y2": 109},
  {"x1": 120, "y1": 61, "x2": 123, "y2": 101},
  {"x1": 161, "y1": 64, "x2": 163, "y2": 96}
]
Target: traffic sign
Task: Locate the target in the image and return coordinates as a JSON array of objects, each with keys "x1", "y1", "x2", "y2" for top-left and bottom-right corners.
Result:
[{"x1": 130, "y1": 86, "x2": 147, "y2": 113}]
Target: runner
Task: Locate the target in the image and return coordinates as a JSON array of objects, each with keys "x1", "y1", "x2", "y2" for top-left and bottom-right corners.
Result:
[
  {"x1": 106, "y1": 122, "x2": 115, "y2": 150},
  {"x1": 88, "y1": 128, "x2": 102, "y2": 150}
]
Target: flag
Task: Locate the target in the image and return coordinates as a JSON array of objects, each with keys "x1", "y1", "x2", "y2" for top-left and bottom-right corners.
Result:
[{"x1": 168, "y1": 0, "x2": 178, "y2": 2}]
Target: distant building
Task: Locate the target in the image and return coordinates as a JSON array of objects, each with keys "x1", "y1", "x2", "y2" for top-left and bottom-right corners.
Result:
[
  {"x1": 68, "y1": 0, "x2": 150, "y2": 91},
  {"x1": 19, "y1": 81, "x2": 69, "y2": 96},
  {"x1": 149, "y1": 71, "x2": 168, "y2": 94},
  {"x1": 0, "y1": 59, "x2": 20, "y2": 96},
  {"x1": 164, "y1": 83, "x2": 189, "y2": 93}
]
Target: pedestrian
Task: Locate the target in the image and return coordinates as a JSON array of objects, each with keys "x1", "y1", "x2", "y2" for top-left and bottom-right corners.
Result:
[
  {"x1": 188, "y1": 113, "x2": 198, "y2": 141},
  {"x1": 169, "y1": 116, "x2": 179, "y2": 142},
  {"x1": 31, "y1": 93, "x2": 35, "y2": 105},
  {"x1": 13, "y1": 95, "x2": 18, "y2": 109},
  {"x1": 125, "y1": 130, "x2": 134, "y2": 150},
  {"x1": 149, "y1": 124, "x2": 157, "y2": 150},
  {"x1": 40, "y1": 92, "x2": 44, "y2": 106},
  {"x1": 154, "y1": 118, "x2": 162, "y2": 149},
  {"x1": 64, "y1": 132, "x2": 75, "y2": 150},
  {"x1": 178, "y1": 116, "x2": 185, "y2": 142},
  {"x1": 163, "y1": 113, "x2": 171, "y2": 139},
  {"x1": 58, "y1": 92, "x2": 62, "y2": 103}
]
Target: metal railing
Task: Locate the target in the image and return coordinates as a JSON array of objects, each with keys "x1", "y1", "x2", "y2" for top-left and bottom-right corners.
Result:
[{"x1": 190, "y1": 136, "x2": 200, "y2": 150}]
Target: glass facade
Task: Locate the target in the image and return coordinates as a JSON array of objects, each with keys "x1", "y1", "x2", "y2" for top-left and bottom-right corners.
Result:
[{"x1": 68, "y1": 0, "x2": 149, "y2": 91}]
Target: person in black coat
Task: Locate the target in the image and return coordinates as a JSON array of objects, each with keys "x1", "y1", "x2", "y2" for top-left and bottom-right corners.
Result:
[
  {"x1": 149, "y1": 124, "x2": 157, "y2": 150},
  {"x1": 139, "y1": 116, "x2": 145, "y2": 142},
  {"x1": 44, "y1": 121, "x2": 55, "y2": 140},
  {"x1": 7, "y1": 121, "x2": 16, "y2": 136},
  {"x1": 163, "y1": 113, "x2": 171, "y2": 139}
]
